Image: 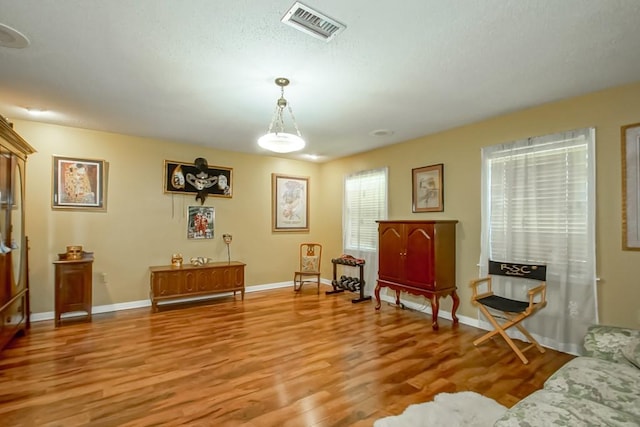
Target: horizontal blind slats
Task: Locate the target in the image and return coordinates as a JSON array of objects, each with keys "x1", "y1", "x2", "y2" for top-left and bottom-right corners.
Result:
[
  {"x1": 345, "y1": 168, "x2": 387, "y2": 251},
  {"x1": 488, "y1": 138, "x2": 589, "y2": 264}
]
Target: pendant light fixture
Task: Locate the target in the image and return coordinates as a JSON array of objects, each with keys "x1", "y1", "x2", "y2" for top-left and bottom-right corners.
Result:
[{"x1": 257, "y1": 77, "x2": 306, "y2": 153}]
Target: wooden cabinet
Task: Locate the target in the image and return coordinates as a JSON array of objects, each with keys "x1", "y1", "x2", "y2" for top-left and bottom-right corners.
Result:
[
  {"x1": 0, "y1": 117, "x2": 34, "y2": 353},
  {"x1": 149, "y1": 261, "x2": 245, "y2": 311},
  {"x1": 53, "y1": 253, "x2": 93, "y2": 327},
  {"x1": 375, "y1": 220, "x2": 459, "y2": 330}
]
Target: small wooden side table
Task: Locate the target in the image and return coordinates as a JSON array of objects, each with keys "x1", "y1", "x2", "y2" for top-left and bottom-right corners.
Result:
[{"x1": 53, "y1": 251, "x2": 94, "y2": 327}]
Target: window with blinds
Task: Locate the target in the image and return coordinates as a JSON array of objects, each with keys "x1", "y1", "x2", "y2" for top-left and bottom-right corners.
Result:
[
  {"x1": 485, "y1": 130, "x2": 594, "y2": 265},
  {"x1": 343, "y1": 168, "x2": 388, "y2": 251}
]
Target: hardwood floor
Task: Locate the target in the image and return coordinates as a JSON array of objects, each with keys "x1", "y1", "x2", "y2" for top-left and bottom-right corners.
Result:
[{"x1": 0, "y1": 285, "x2": 574, "y2": 426}]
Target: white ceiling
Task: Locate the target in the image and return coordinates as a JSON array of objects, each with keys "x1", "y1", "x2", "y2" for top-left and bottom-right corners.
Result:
[{"x1": 1, "y1": 0, "x2": 640, "y2": 162}]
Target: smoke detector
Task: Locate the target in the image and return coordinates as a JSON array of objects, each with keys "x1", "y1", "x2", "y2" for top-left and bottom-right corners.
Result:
[{"x1": 281, "y1": 2, "x2": 346, "y2": 42}]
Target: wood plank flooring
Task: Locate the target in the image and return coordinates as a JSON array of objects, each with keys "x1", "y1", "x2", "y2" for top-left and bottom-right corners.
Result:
[{"x1": 0, "y1": 285, "x2": 574, "y2": 426}]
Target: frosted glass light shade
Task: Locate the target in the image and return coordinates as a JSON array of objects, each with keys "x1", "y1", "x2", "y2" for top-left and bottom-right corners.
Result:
[{"x1": 257, "y1": 132, "x2": 306, "y2": 153}]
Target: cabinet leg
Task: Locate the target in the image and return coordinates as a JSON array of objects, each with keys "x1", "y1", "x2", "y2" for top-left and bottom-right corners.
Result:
[
  {"x1": 451, "y1": 290, "x2": 460, "y2": 325},
  {"x1": 374, "y1": 282, "x2": 382, "y2": 310},
  {"x1": 395, "y1": 290, "x2": 401, "y2": 306},
  {"x1": 430, "y1": 295, "x2": 440, "y2": 331}
]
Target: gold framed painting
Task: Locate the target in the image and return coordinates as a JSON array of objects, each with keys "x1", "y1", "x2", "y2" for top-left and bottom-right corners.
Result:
[
  {"x1": 622, "y1": 122, "x2": 640, "y2": 250},
  {"x1": 272, "y1": 173, "x2": 309, "y2": 232},
  {"x1": 412, "y1": 163, "x2": 444, "y2": 212},
  {"x1": 52, "y1": 156, "x2": 107, "y2": 211}
]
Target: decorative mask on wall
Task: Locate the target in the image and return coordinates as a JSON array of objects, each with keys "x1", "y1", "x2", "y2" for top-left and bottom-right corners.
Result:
[{"x1": 185, "y1": 157, "x2": 218, "y2": 204}]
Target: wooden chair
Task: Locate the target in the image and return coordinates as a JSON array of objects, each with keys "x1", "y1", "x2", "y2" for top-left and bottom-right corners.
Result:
[
  {"x1": 470, "y1": 260, "x2": 548, "y2": 364},
  {"x1": 293, "y1": 243, "x2": 322, "y2": 294}
]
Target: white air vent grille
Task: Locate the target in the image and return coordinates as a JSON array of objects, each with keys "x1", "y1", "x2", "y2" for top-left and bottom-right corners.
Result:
[{"x1": 281, "y1": 2, "x2": 346, "y2": 42}]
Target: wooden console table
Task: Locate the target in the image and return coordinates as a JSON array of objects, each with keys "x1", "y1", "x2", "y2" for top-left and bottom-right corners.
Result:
[{"x1": 149, "y1": 261, "x2": 245, "y2": 311}]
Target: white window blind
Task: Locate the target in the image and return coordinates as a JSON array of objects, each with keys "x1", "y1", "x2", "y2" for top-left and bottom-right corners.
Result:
[
  {"x1": 343, "y1": 168, "x2": 387, "y2": 251},
  {"x1": 487, "y1": 140, "x2": 590, "y2": 264}
]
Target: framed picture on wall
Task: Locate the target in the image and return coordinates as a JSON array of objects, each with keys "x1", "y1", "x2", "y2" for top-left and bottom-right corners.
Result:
[
  {"x1": 187, "y1": 205, "x2": 215, "y2": 239},
  {"x1": 622, "y1": 122, "x2": 640, "y2": 250},
  {"x1": 164, "y1": 160, "x2": 232, "y2": 198},
  {"x1": 412, "y1": 163, "x2": 444, "y2": 213},
  {"x1": 52, "y1": 156, "x2": 107, "y2": 211},
  {"x1": 272, "y1": 173, "x2": 309, "y2": 232}
]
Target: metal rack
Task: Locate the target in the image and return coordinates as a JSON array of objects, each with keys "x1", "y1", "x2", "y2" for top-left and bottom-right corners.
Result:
[{"x1": 326, "y1": 255, "x2": 371, "y2": 303}]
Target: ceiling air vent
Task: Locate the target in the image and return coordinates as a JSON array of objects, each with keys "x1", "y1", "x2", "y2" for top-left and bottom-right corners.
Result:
[{"x1": 281, "y1": 2, "x2": 346, "y2": 42}]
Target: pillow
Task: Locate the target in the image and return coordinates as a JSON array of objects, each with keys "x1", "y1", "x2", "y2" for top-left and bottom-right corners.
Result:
[
  {"x1": 301, "y1": 255, "x2": 319, "y2": 272},
  {"x1": 583, "y1": 325, "x2": 640, "y2": 363},
  {"x1": 622, "y1": 338, "x2": 640, "y2": 369}
]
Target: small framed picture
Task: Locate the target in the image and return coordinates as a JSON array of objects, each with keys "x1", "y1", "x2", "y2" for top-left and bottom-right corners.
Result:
[
  {"x1": 412, "y1": 163, "x2": 444, "y2": 213},
  {"x1": 187, "y1": 206, "x2": 215, "y2": 239},
  {"x1": 272, "y1": 173, "x2": 309, "y2": 232},
  {"x1": 52, "y1": 156, "x2": 107, "y2": 211},
  {"x1": 622, "y1": 122, "x2": 640, "y2": 250}
]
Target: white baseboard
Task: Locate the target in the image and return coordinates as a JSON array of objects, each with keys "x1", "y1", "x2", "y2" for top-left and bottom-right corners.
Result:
[
  {"x1": 30, "y1": 280, "x2": 298, "y2": 322},
  {"x1": 31, "y1": 279, "x2": 482, "y2": 332},
  {"x1": 377, "y1": 292, "x2": 480, "y2": 329}
]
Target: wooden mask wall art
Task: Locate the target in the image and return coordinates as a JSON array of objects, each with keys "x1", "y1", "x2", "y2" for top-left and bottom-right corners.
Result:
[
  {"x1": 164, "y1": 159, "x2": 233, "y2": 201},
  {"x1": 185, "y1": 157, "x2": 217, "y2": 204}
]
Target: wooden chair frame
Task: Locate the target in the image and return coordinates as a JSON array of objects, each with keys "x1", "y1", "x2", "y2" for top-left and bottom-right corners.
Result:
[
  {"x1": 470, "y1": 261, "x2": 547, "y2": 364},
  {"x1": 293, "y1": 243, "x2": 322, "y2": 294}
]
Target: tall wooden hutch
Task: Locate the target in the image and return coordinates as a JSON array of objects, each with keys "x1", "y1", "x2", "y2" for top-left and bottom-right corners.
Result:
[
  {"x1": 375, "y1": 220, "x2": 459, "y2": 330},
  {"x1": 0, "y1": 116, "x2": 35, "y2": 352}
]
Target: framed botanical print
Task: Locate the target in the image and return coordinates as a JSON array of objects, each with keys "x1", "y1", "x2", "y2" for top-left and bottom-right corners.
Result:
[
  {"x1": 412, "y1": 163, "x2": 444, "y2": 213},
  {"x1": 272, "y1": 173, "x2": 309, "y2": 232},
  {"x1": 52, "y1": 156, "x2": 107, "y2": 211}
]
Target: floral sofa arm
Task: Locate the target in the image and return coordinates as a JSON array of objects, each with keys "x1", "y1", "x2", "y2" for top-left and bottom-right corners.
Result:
[{"x1": 583, "y1": 324, "x2": 640, "y2": 364}]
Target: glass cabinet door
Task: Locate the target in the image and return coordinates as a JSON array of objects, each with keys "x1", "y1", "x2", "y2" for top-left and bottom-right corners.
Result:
[
  {"x1": 10, "y1": 154, "x2": 23, "y2": 290},
  {"x1": 0, "y1": 147, "x2": 9, "y2": 303}
]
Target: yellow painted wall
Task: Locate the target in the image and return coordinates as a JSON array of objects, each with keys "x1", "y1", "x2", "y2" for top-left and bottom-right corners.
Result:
[
  {"x1": 14, "y1": 120, "x2": 323, "y2": 313},
  {"x1": 320, "y1": 81, "x2": 640, "y2": 329},
  {"x1": 12, "y1": 80, "x2": 640, "y2": 328}
]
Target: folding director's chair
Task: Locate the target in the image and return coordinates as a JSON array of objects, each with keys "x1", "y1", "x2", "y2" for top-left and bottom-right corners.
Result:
[{"x1": 470, "y1": 260, "x2": 547, "y2": 364}]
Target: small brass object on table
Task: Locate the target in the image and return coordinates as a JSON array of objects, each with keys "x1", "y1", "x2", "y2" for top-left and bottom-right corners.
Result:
[
  {"x1": 65, "y1": 245, "x2": 83, "y2": 260},
  {"x1": 171, "y1": 253, "x2": 183, "y2": 267}
]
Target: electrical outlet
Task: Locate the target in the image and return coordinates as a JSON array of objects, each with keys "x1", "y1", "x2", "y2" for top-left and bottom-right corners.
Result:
[{"x1": 101, "y1": 272, "x2": 108, "y2": 283}]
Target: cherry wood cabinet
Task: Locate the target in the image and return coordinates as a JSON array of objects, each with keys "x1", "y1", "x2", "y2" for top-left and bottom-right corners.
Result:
[
  {"x1": 149, "y1": 261, "x2": 245, "y2": 311},
  {"x1": 0, "y1": 117, "x2": 34, "y2": 352},
  {"x1": 53, "y1": 252, "x2": 94, "y2": 327},
  {"x1": 375, "y1": 220, "x2": 459, "y2": 330}
]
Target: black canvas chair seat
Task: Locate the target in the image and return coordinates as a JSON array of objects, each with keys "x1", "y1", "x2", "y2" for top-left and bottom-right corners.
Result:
[
  {"x1": 476, "y1": 295, "x2": 529, "y2": 313},
  {"x1": 470, "y1": 260, "x2": 548, "y2": 364}
]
